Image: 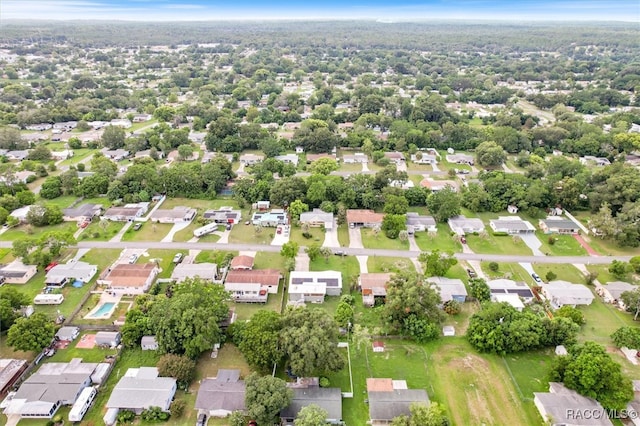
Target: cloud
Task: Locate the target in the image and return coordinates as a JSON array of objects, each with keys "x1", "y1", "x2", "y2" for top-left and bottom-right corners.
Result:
[{"x1": 164, "y1": 4, "x2": 206, "y2": 9}]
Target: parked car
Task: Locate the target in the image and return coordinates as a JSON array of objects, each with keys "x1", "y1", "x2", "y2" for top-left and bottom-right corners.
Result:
[
  {"x1": 133, "y1": 223, "x2": 142, "y2": 231},
  {"x1": 460, "y1": 236, "x2": 467, "y2": 244},
  {"x1": 80, "y1": 221, "x2": 89, "y2": 228},
  {"x1": 531, "y1": 273, "x2": 542, "y2": 283},
  {"x1": 45, "y1": 262, "x2": 58, "y2": 272},
  {"x1": 467, "y1": 268, "x2": 477, "y2": 278},
  {"x1": 196, "y1": 413, "x2": 207, "y2": 426},
  {"x1": 173, "y1": 253, "x2": 184, "y2": 264},
  {"x1": 128, "y1": 254, "x2": 138, "y2": 264},
  {"x1": 276, "y1": 227, "x2": 282, "y2": 234},
  {"x1": 334, "y1": 250, "x2": 346, "y2": 256},
  {"x1": 226, "y1": 224, "x2": 232, "y2": 231}
]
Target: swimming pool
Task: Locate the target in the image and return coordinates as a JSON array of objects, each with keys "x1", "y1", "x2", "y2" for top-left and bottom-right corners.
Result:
[{"x1": 88, "y1": 302, "x2": 115, "y2": 318}]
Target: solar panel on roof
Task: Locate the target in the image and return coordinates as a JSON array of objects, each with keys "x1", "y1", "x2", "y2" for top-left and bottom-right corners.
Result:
[{"x1": 324, "y1": 279, "x2": 340, "y2": 287}]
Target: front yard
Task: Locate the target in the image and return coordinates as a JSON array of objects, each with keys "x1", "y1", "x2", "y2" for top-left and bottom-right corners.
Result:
[
  {"x1": 535, "y1": 231, "x2": 587, "y2": 256},
  {"x1": 532, "y1": 263, "x2": 584, "y2": 283},
  {"x1": 465, "y1": 233, "x2": 532, "y2": 256},
  {"x1": 413, "y1": 223, "x2": 462, "y2": 252},
  {"x1": 121, "y1": 222, "x2": 173, "y2": 242},
  {"x1": 361, "y1": 228, "x2": 410, "y2": 251}
]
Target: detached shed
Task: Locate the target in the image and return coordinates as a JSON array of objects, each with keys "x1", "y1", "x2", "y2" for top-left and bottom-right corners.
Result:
[
  {"x1": 95, "y1": 331, "x2": 121, "y2": 348},
  {"x1": 555, "y1": 345, "x2": 568, "y2": 356},
  {"x1": 372, "y1": 341, "x2": 385, "y2": 353},
  {"x1": 443, "y1": 326, "x2": 456, "y2": 337},
  {"x1": 141, "y1": 336, "x2": 158, "y2": 351}
]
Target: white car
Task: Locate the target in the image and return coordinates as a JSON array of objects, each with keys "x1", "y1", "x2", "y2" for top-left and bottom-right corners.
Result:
[{"x1": 128, "y1": 254, "x2": 138, "y2": 264}]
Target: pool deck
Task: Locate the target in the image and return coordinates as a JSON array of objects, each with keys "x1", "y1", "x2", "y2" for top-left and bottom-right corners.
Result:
[{"x1": 83, "y1": 292, "x2": 122, "y2": 320}]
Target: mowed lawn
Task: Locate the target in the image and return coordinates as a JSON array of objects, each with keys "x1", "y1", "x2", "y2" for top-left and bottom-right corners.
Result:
[
  {"x1": 121, "y1": 222, "x2": 173, "y2": 242},
  {"x1": 288, "y1": 225, "x2": 325, "y2": 246},
  {"x1": 228, "y1": 223, "x2": 274, "y2": 245},
  {"x1": 481, "y1": 262, "x2": 533, "y2": 284},
  {"x1": 535, "y1": 231, "x2": 587, "y2": 256},
  {"x1": 361, "y1": 229, "x2": 410, "y2": 251},
  {"x1": 367, "y1": 256, "x2": 415, "y2": 274},
  {"x1": 413, "y1": 224, "x2": 462, "y2": 253},
  {"x1": 465, "y1": 233, "x2": 532, "y2": 256},
  {"x1": 532, "y1": 263, "x2": 584, "y2": 283},
  {"x1": 79, "y1": 219, "x2": 125, "y2": 241}
]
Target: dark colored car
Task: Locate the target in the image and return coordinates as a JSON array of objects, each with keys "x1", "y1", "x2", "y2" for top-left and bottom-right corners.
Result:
[
  {"x1": 467, "y1": 268, "x2": 477, "y2": 278},
  {"x1": 196, "y1": 413, "x2": 207, "y2": 426}
]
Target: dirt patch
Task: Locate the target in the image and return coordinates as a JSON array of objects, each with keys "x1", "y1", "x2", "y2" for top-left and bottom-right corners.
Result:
[{"x1": 75, "y1": 333, "x2": 96, "y2": 349}]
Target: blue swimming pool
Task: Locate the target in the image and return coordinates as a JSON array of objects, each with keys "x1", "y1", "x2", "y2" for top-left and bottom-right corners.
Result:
[{"x1": 89, "y1": 302, "x2": 115, "y2": 318}]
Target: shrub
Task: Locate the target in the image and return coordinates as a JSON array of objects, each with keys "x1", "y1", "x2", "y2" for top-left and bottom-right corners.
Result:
[
  {"x1": 488, "y1": 262, "x2": 499, "y2": 272},
  {"x1": 170, "y1": 399, "x2": 186, "y2": 417},
  {"x1": 443, "y1": 300, "x2": 461, "y2": 315},
  {"x1": 319, "y1": 377, "x2": 330, "y2": 387},
  {"x1": 546, "y1": 271, "x2": 557, "y2": 281},
  {"x1": 26, "y1": 175, "x2": 37, "y2": 183},
  {"x1": 117, "y1": 410, "x2": 136, "y2": 423},
  {"x1": 492, "y1": 231, "x2": 509, "y2": 236},
  {"x1": 302, "y1": 232, "x2": 313, "y2": 239},
  {"x1": 548, "y1": 236, "x2": 556, "y2": 245}
]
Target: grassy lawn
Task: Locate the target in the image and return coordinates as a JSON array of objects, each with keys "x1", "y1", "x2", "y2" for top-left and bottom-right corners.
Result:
[
  {"x1": 532, "y1": 263, "x2": 584, "y2": 283},
  {"x1": 535, "y1": 231, "x2": 587, "y2": 256},
  {"x1": 337, "y1": 224, "x2": 350, "y2": 247},
  {"x1": 1, "y1": 221, "x2": 77, "y2": 241},
  {"x1": 502, "y1": 349, "x2": 554, "y2": 401},
  {"x1": 48, "y1": 331, "x2": 119, "y2": 362},
  {"x1": 310, "y1": 255, "x2": 361, "y2": 290},
  {"x1": 142, "y1": 249, "x2": 187, "y2": 278},
  {"x1": 413, "y1": 224, "x2": 462, "y2": 253},
  {"x1": 585, "y1": 264, "x2": 634, "y2": 285},
  {"x1": 338, "y1": 162, "x2": 365, "y2": 172},
  {"x1": 228, "y1": 223, "x2": 274, "y2": 245},
  {"x1": 121, "y1": 222, "x2": 173, "y2": 242},
  {"x1": 160, "y1": 197, "x2": 219, "y2": 210},
  {"x1": 171, "y1": 221, "x2": 201, "y2": 242},
  {"x1": 39, "y1": 194, "x2": 78, "y2": 208},
  {"x1": 193, "y1": 343, "x2": 251, "y2": 382},
  {"x1": 445, "y1": 263, "x2": 471, "y2": 282},
  {"x1": 406, "y1": 162, "x2": 433, "y2": 171},
  {"x1": 465, "y1": 233, "x2": 532, "y2": 256},
  {"x1": 0, "y1": 335, "x2": 34, "y2": 360},
  {"x1": 571, "y1": 212, "x2": 640, "y2": 256},
  {"x1": 480, "y1": 262, "x2": 533, "y2": 283},
  {"x1": 577, "y1": 296, "x2": 637, "y2": 346},
  {"x1": 361, "y1": 229, "x2": 410, "y2": 251},
  {"x1": 195, "y1": 230, "x2": 222, "y2": 243},
  {"x1": 231, "y1": 286, "x2": 284, "y2": 321},
  {"x1": 288, "y1": 225, "x2": 325, "y2": 246},
  {"x1": 253, "y1": 251, "x2": 287, "y2": 272},
  {"x1": 367, "y1": 256, "x2": 415, "y2": 274},
  {"x1": 195, "y1": 250, "x2": 238, "y2": 264},
  {"x1": 78, "y1": 219, "x2": 124, "y2": 241},
  {"x1": 59, "y1": 148, "x2": 98, "y2": 166}
]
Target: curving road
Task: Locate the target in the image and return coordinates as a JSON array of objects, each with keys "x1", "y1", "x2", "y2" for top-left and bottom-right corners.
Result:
[{"x1": 0, "y1": 240, "x2": 629, "y2": 264}]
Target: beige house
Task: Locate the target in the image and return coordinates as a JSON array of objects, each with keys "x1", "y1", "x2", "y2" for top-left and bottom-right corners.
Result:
[
  {"x1": 0, "y1": 260, "x2": 37, "y2": 284},
  {"x1": 98, "y1": 263, "x2": 159, "y2": 295}
]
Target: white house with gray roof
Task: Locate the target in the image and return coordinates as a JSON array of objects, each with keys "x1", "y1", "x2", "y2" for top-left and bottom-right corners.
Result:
[
  {"x1": 195, "y1": 369, "x2": 245, "y2": 418},
  {"x1": 489, "y1": 216, "x2": 535, "y2": 234},
  {"x1": 543, "y1": 280, "x2": 594, "y2": 309},
  {"x1": 45, "y1": 260, "x2": 97, "y2": 287},
  {"x1": 534, "y1": 382, "x2": 612, "y2": 426},
  {"x1": 171, "y1": 262, "x2": 217, "y2": 283},
  {"x1": 448, "y1": 215, "x2": 485, "y2": 235},
  {"x1": 426, "y1": 277, "x2": 467, "y2": 303},
  {"x1": 299, "y1": 209, "x2": 334, "y2": 229}
]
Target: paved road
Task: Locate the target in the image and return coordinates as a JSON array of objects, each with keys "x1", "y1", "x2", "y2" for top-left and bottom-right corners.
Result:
[{"x1": 0, "y1": 240, "x2": 628, "y2": 264}]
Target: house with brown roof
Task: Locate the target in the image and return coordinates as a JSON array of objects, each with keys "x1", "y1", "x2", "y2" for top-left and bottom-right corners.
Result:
[
  {"x1": 229, "y1": 255, "x2": 254, "y2": 270},
  {"x1": 346, "y1": 209, "x2": 384, "y2": 228},
  {"x1": 420, "y1": 179, "x2": 459, "y2": 192},
  {"x1": 306, "y1": 153, "x2": 337, "y2": 163},
  {"x1": 360, "y1": 273, "x2": 392, "y2": 307},
  {"x1": 384, "y1": 151, "x2": 406, "y2": 164},
  {"x1": 98, "y1": 263, "x2": 159, "y2": 296},
  {"x1": 224, "y1": 269, "x2": 281, "y2": 303}
]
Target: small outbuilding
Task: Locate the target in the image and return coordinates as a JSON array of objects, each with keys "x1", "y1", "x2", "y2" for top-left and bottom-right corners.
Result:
[
  {"x1": 372, "y1": 341, "x2": 385, "y2": 353},
  {"x1": 443, "y1": 326, "x2": 456, "y2": 337},
  {"x1": 95, "y1": 331, "x2": 121, "y2": 348},
  {"x1": 55, "y1": 326, "x2": 80, "y2": 342},
  {"x1": 555, "y1": 345, "x2": 568, "y2": 356},
  {"x1": 141, "y1": 336, "x2": 158, "y2": 351}
]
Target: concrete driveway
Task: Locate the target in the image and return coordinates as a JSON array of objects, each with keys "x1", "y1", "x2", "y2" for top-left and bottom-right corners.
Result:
[
  {"x1": 396, "y1": 162, "x2": 407, "y2": 172},
  {"x1": 408, "y1": 234, "x2": 420, "y2": 251},
  {"x1": 322, "y1": 221, "x2": 340, "y2": 248},
  {"x1": 356, "y1": 255, "x2": 368, "y2": 273},
  {"x1": 161, "y1": 221, "x2": 191, "y2": 242},
  {"x1": 432, "y1": 163, "x2": 441, "y2": 172},
  {"x1": 362, "y1": 162, "x2": 370, "y2": 172},
  {"x1": 271, "y1": 225, "x2": 290, "y2": 246},
  {"x1": 520, "y1": 233, "x2": 545, "y2": 256},
  {"x1": 348, "y1": 227, "x2": 364, "y2": 249}
]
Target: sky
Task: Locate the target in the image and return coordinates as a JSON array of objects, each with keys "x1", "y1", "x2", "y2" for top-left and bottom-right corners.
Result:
[{"x1": 1, "y1": 0, "x2": 639, "y2": 22}]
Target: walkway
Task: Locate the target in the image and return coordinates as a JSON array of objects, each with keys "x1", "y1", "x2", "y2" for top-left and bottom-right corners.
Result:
[
  {"x1": 161, "y1": 221, "x2": 191, "y2": 243},
  {"x1": 573, "y1": 234, "x2": 599, "y2": 256}
]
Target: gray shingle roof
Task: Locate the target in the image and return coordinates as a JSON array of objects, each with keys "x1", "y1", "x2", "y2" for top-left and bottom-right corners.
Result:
[
  {"x1": 368, "y1": 389, "x2": 429, "y2": 421},
  {"x1": 280, "y1": 387, "x2": 342, "y2": 420}
]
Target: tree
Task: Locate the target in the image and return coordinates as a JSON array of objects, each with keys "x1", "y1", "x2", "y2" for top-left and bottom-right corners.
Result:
[
  {"x1": 443, "y1": 300, "x2": 461, "y2": 315},
  {"x1": 39, "y1": 176, "x2": 63, "y2": 199},
  {"x1": 280, "y1": 307, "x2": 345, "y2": 377},
  {"x1": 488, "y1": 262, "x2": 499, "y2": 272},
  {"x1": 469, "y1": 278, "x2": 490, "y2": 301},
  {"x1": 555, "y1": 305, "x2": 585, "y2": 326},
  {"x1": 280, "y1": 241, "x2": 299, "y2": 259},
  {"x1": 308, "y1": 158, "x2": 339, "y2": 175},
  {"x1": 237, "y1": 310, "x2": 283, "y2": 372},
  {"x1": 475, "y1": 141, "x2": 507, "y2": 167},
  {"x1": 611, "y1": 327, "x2": 640, "y2": 349},
  {"x1": 550, "y1": 341, "x2": 633, "y2": 410},
  {"x1": 305, "y1": 244, "x2": 321, "y2": 262},
  {"x1": 295, "y1": 404, "x2": 328, "y2": 426},
  {"x1": 289, "y1": 199, "x2": 309, "y2": 221},
  {"x1": 391, "y1": 402, "x2": 450, "y2": 426},
  {"x1": 0, "y1": 287, "x2": 30, "y2": 331},
  {"x1": 177, "y1": 144, "x2": 194, "y2": 161},
  {"x1": 382, "y1": 214, "x2": 406, "y2": 239},
  {"x1": 157, "y1": 354, "x2": 196, "y2": 387},
  {"x1": 319, "y1": 247, "x2": 333, "y2": 263},
  {"x1": 383, "y1": 195, "x2": 409, "y2": 215},
  {"x1": 334, "y1": 298, "x2": 354, "y2": 328},
  {"x1": 227, "y1": 411, "x2": 246, "y2": 426},
  {"x1": 7, "y1": 312, "x2": 55, "y2": 352},
  {"x1": 418, "y1": 250, "x2": 458, "y2": 277},
  {"x1": 545, "y1": 271, "x2": 557, "y2": 282},
  {"x1": 26, "y1": 203, "x2": 63, "y2": 227},
  {"x1": 27, "y1": 145, "x2": 52, "y2": 161},
  {"x1": 609, "y1": 260, "x2": 632, "y2": 279},
  {"x1": 426, "y1": 188, "x2": 461, "y2": 222},
  {"x1": 101, "y1": 125, "x2": 126, "y2": 149},
  {"x1": 621, "y1": 288, "x2": 640, "y2": 320},
  {"x1": 245, "y1": 373, "x2": 293, "y2": 426}
]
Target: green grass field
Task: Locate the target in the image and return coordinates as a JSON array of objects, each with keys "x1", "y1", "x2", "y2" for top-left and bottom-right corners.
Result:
[
  {"x1": 288, "y1": 225, "x2": 325, "y2": 246},
  {"x1": 79, "y1": 219, "x2": 124, "y2": 241},
  {"x1": 466, "y1": 233, "x2": 532, "y2": 256},
  {"x1": 532, "y1": 263, "x2": 584, "y2": 283},
  {"x1": 228, "y1": 223, "x2": 274, "y2": 245},
  {"x1": 121, "y1": 222, "x2": 173, "y2": 242},
  {"x1": 1, "y1": 221, "x2": 77, "y2": 241},
  {"x1": 535, "y1": 231, "x2": 587, "y2": 256},
  {"x1": 367, "y1": 256, "x2": 415, "y2": 273},
  {"x1": 481, "y1": 262, "x2": 533, "y2": 283},
  {"x1": 413, "y1": 224, "x2": 462, "y2": 253},
  {"x1": 337, "y1": 225, "x2": 350, "y2": 247},
  {"x1": 38, "y1": 194, "x2": 78, "y2": 209},
  {"x1": 361, "y1": 229, "x2": 410, "y2": 251}
]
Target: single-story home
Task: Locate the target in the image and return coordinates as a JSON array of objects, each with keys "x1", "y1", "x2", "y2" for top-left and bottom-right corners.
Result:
[
  {"x1": 229, "y1": 255, "x2": 254, "y2": 270},
  {"x1": 366, "y1": 378, "x2": 430, "y2": 424},
  {"x1": 141, "y1": 336, "x2": 158, "y2": 351},
  {"x1": 224, "y1": 269, "x2": 282, "y2": 303},
  {"x1": 98, "y1": 263, "x2": 159, "y2": 296},
  {"x1": 543, "y1": 280, "x2": 595, "y2": 309},
  {"x1": 45, "y1": 260, "x2": 97, "y2": 288},
  {"x1": 487, "y1": 279, "x2": 535, "y2": 303},
  {"x1": 95, "y1": 331, "x2": 121, "y2": 348},
  {"x1": 5, "y1": 150, "x2": 29, "y2": 161},
  {"x1": 195, "y1": 369, "x2": 245, "y2": 418},
  {"x1": 239, "y1": 153, "x2": 264, "y2": 165},
  {"x1": 598, "y1": 281, "x2": 635, "y2": 309},
  {"x1": 534, "y1": 382, "x2": 613, "y2": 426},
  {"x1": 406, "y1": 212, "x2": 437, "y2": 233},
  {"x1": 50, "y1": 150, "x2": 73, "y2": 160},
  {"x1": 275, "y1": 153, "x2": 300, "y2": 166},
  {"x1": 0, "y1": 261, "x2": 38, "y2": 284},
  {"x1": 104, "y1": 367, "x2": 176, "y2": 423},
  {"x1": 101, "y1": 148, "x2": 130, "y2": 161},
  {"x1": 280, "y1": 384, "x2": 342, "y2": 425},
  {"x1": 252, "y1": 209, "x2": 289, "y2": 227},
  {"x1": 346, "y1": 209, "x2": 384, "y2": 228},
  {"x1": 489, "y1": 216, "x2": 535, "y2": 234},
  {"x1": 360, "y1": 273, "x2": 392, "y2": 307},
  {"x1": 342, "y1": 153, "x2": 368, "y2": 164},
  {"x1": 580, "y1": 156, "x2": 611, "y2": 166},
  {"x1": 492, "y1": 293, "x2": 525, "y2": 311},
  {"x1": 384, "y1": 151, "x2": 405, "y2": 164},
  {"x1": 410, "y1": 152, "x2": 438, "y2": 164},
  {"x1": 427, "y1": 277, "x2": 467, "y2": 303},
  {"x1": 62, "y1": 204, "x2": 102, "y2": 222},
  {"x1": 8, "y1": 205, "x2": 31, "y2": 223},
  {"x1": 55, "y1": 326, "x2": 80, "y2": 342},
  {"x1": 420, "y1": 179, "x2": 459, "y2": 192},
  {"x1": 448, "y1": 215, "x2": 485, "y2": 236},
  {"x1": 150, "y1": 206, "x2": 196, "y2": 223},
  {"x1": 299, "y1": 208, "x2": 334, "y2": 229},
  {"x1": 306, "y1": 153, "x2": 336, "y2": 163},
  {"x1": 103, "y1": 202, "x2": 149, "y2": 222},
  {"x1": 203, "y1": 207, "x2": 242, "y2": 224},
  {"x1": 446, "y1": 153, "x2": 474, "y2": 165},
  {"x1": 539, "y1": 217, "x2": 580, "y2": 234},
  {"x1": 171, "y1": 262, "x2": 217, "y2": 282},
  {"x1": 288, "y1": 270, "x2": 342, "y2": 304}
]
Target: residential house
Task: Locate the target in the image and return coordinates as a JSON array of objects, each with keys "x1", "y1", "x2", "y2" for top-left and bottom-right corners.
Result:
[
  {"x1": 598, "y1": 281, "x2": 635, "y2": 308},
  {"x1": 427, "y1": 277, "x2": 467, "y2": 303},
  {"x1": 132, "y1": 114, "x2": 152, "y2": 123},
  {"x1": 0, "y1": 261, "x2": 37, "y2": 284},
  {"x1": 0, "y1": 359, "x2": 28, "y2": 397},
  {"x1": 135, "y1": 149, "x2": 164, "y2": 160},
  {"x1": 95, "y1": 332, "x2": 121, "y2": 348},
  {"x1": 195, "y1": 369, "x2": 245, "y2": 418},
  {"x1": 346, "y1": 209, "x2": 384, "y2": 228},
  {"x1": 229, "y1": 255, "x2": 254, "y2": 270},
  {"x1": 488, "y1": 279, "x2": 535, "y2": 304},
  {"x1": 493, "y1": 293, "x2": 525, "y2": 311},
  {"x1": 253, "y1": 200, "x2": 270, "y2": 211},
  {"x1": 62, "y1": 204, "x2": 102, "y2": 222},
  {"x1": 534, "y1": 382, "x2": 613, "y2": 426},
  {"x1": 104, "y1": 367, "x2": 176, "y2": 424},
  {"x1": 288, "y1": 270, "x2": 342, "y2": 304},
  {"x1": 489, "y1": 216, "x2": 536, "y2": 234},
  {"x1": 50, "y1": 150, "x2": 73, "y2": 160},
  {"x1": 167, "y1": 149, "x2": 199, "y2": 162},
  {"x1": 360, "y1": 273, "x2": 392, "y2": 307},
  {"x1": 384, "y1": 151, "x2": 405, "y2": 164},
  {"x1": 446, "y1": 153, "x2": 474, "y2": 165},
  {"x1": 4, "y1": 359, "x2": 98, "y2": 420},
  {"x1": 410, "y1": 152, "x2": 438, "y2": 164},
  {"x1": 275, "y1": 153, "x2": 300, "y2": 166},
  {"x1": 448, "y1": 215, "x2": 485, "y2": 236},
  {"x1": 101, "y1": 148, "x2": 130, "y2": 161},
  {"x1": 539, "y1": 217, "x2": 580, "y2": 234},
  {"x1": 252, "y1": 209, "x2": 289, "y2": 227},
  {"x1": 224, "y1": 269, "x2": 282, "y2": 303},
  {"x1": 306, "y1": 153, "x2": 337, "y2": 163},
  {"x1": 280, "y1": 380, "x2": 342, "y2": 425},
  {"x1": 5, "y1": 150, "x2": 29, "y2": 161},
  {"x1": 342, "y1": 153, "x2": 369, "y2": 164},
  {"x1": 141, "y1": 336, "x2": 158, "y2": 351},
  {"x1": 103, "y1": 202, "x2": 149, "y2": 222},
  {"x1": 239, "y1": 153, "x2": 264, "y2": 165},
  {"x1": 203, "y1": 207, "x2": 242, "y2": 224},
  {"x1": 579, "y1": 156, "x2": 611, "y2": 166},
  {"x1": 109, "y1": 119, "x2": 132, "y2": 129},
  {"x1": 45, "y1": 260, "x2": 98, "y2": 288},
  {"x1": 366, "y1": 378, "x2": 430, "y2": 425},
  {"x1": 171, "y1": 262, "x2": 217, "y2": 282},
  {"x1": 98, "y1": 263, "x2": 159, "y2": 296},
  {"x1": 8, "y1": 205, "x2": 31, "y2": 223},
  {"x1": 200, "y1": 151, "x2": 218, "y2": 163},
  {"x1": 299, "y1": 209, "x2": 334, "y2": 229},
  {"x1": 543, "y1": 280, "x2": 595, "y2": 309},
  {"x1": 55, "y1": 327, "x2": 80, "y2": 342},
  {"x1": 406, "y1": 212, "x2": 437, "y2": 233},
  {"x1": 420, "y1": 179, "x2": 459, "y2": 192},
  {"x1": 150, "y1": 206, "x2": 196, "y2": 223}
]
